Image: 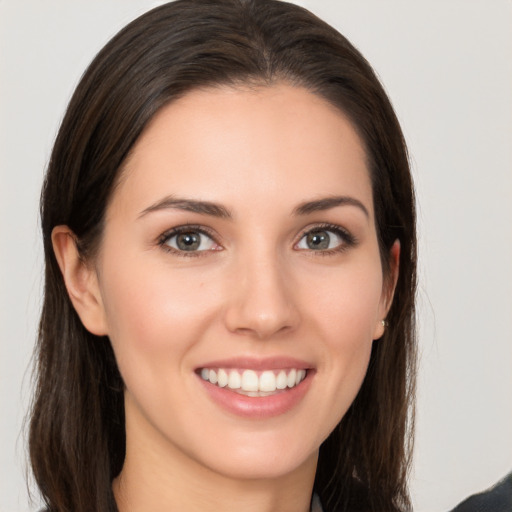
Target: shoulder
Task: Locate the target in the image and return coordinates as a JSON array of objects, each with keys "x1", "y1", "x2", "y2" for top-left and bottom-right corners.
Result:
[{"x1": 450, "y1": 472, "x2": 512, "y2": 512}]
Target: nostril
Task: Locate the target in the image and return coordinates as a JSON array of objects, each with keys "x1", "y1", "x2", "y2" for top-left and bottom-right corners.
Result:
[{"x1": 224, "y1": 300, "x2": 300, "y2": 340}]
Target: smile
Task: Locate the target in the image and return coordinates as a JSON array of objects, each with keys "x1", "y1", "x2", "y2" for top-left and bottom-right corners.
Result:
[{"x1": 199, "y1": 368, "x2": 307, "y2": 396}]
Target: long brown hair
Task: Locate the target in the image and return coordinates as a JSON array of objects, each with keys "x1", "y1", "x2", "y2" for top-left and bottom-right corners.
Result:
[{"x1": 29, "y1": 1, "x2": 417, "y2": 511}]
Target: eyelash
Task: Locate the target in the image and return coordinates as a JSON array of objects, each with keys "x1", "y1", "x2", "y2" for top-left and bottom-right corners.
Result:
[
  {"x1": 157, "y1": 225, "x2": 220, "y2": 258},
  {"x1": 157, "y1": 223, "x2": 357, "y2": 257},
  {"x1": 295, "y1": 223, "x2": 357, "y2": 255}
]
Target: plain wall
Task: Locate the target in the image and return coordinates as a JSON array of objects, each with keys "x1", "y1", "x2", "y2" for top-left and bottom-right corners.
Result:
[{"x1": 1, "y1": 1, "x2": 511, "y2": 511}]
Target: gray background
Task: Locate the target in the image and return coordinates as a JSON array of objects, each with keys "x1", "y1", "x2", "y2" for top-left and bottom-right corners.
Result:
[{"x1": 1, "y1": 1, "x2": 511, "y2": 510}]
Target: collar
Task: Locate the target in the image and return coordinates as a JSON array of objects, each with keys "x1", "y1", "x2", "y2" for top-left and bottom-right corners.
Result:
[{"x1": 311, "y1": 493, "x2": 323, "y2": 512}]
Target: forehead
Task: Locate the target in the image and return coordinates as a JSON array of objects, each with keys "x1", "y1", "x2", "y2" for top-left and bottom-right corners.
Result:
[{"x1": 112, "y1": 83, "x2": 372, "y2": 219}]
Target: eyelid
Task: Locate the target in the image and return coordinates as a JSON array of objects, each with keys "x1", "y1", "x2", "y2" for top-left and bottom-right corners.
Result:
[
  {"x1": 156, "y1": 222, "x2": 356, "y2": 257},
  {"x1": 157, "y1": 224, "x2": 222, "y2": 256},
  {"x1": 294, "y1": 222, "x2": 357, "y2": 252}
]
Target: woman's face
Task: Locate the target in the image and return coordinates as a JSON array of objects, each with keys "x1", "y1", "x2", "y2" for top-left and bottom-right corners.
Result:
[{"x1": 92, "y1": 84, "x2": 394, "y2": 481}]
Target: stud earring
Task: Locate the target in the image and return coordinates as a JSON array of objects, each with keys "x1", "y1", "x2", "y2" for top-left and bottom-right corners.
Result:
[{"x1": 381, "y1": 319, "x2": 388, "y2": 328}]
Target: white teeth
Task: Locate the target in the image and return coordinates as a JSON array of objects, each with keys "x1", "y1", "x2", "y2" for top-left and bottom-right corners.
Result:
[
  {"x1": 287, "y1": 369, "x2": 297, "y2": 388},
  {"x1": 228, "y1": 370, "x2": 241, "y2": 389},
  {"x1": 241, "y1": 370, "x2": 259, "y2": 391},
  {"x1": 259, "y1": 371, "x2": 276, "y2": 392},
  {"x1": 217, "y1": 368, "x2": 228, "y2": 387},
  {"x1": 276, "y1": 370, "x2": 287, "y2": 389},
  {"x1": 200, "y1": 367, "x2": 307, "y2": 394}
]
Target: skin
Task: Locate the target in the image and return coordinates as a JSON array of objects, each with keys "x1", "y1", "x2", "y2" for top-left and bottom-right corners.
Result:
[{"x1": 53, "y1": 83, "x2": 399, "y2": 512}]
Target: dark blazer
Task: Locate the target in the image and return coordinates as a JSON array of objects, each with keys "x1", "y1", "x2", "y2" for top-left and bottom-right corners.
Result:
[{"x1": 450, "y1": 472, "x2": 512, "y2": 512}]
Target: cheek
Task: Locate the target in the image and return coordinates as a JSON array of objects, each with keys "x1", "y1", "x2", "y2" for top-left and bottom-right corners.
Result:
[
  {"x1": 98, "y1": 260, "x2": 225, "y2": 443},
  {"x1": 306, "y1": 260, "x2": 384, "y2": 344},
  {"x1": 301, "y1": 262, "x2": 382, "y2": 426},
  {"x1": 98, "y1": 258, "x2": 221, "y2": 377}
]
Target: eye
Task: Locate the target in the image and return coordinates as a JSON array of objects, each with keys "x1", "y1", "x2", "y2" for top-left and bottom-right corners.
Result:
[
  {"x1": 160, "y1": 227, "x2": 220, "y2": 254},
  {"x1": 295, "y1": 225, "x2": 354, "y2": 252}
]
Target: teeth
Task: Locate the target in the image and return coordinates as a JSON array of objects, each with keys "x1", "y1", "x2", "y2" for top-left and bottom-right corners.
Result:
[
  {"x1": 259, "y1": 371, "x2": 276, "y2": 392},
  {"x1": 241, "y1": 370, "x2": 259, "y2": 391},
  {"x1": 228, "y1": 370, "x2": 241, "y2": 389},
  {"x1": 287, "y1": 369, "x2": 297, "y2": 388},
  {"x1": 276, "y1": 370, "x2": 287, "y2": 389},
  {"x1": 200, "y1": 368, "x2": 307, "y2": 394},
  {"x1": 217, "y1": 368, "x2": 228, "y2": 387}
]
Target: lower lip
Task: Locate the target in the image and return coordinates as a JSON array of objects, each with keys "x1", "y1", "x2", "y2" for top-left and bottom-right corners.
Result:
[{"x1": 197, "y1": 371, "x2": 314, "y2": 419}]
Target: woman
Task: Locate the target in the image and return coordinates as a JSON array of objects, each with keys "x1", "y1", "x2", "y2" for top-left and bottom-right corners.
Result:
[{"x1": 29, "y1": 0, "x2": 417, "y2": 511}]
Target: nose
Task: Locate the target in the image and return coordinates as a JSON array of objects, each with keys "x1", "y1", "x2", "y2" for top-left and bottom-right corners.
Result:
[{"x1": 223, "y1": 251, "x2": 300, "y2": 340}]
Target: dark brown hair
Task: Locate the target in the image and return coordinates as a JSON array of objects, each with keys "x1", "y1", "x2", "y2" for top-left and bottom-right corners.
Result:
[{"x1": 29, "y1": 1, "x2": 416, "y2": 511}]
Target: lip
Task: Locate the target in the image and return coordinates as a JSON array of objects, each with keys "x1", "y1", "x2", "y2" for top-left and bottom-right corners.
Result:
[
  {"x1": 195, "y1": 356, "x2": 315, "y2": 419},
  {"x1": 196, "y1": 356, "x2": 312, "y2": 372}
]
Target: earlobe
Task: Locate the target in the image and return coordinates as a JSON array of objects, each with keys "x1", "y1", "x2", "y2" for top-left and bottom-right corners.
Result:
[
  {"x1": 373, "y1": 319, "x2": 387, "y2": 341},
  {"x1": 52, "y1": 226, "x2": 108, "y2": 336},
  {"x1": 373, "y1": 239, "x2": 401, "y2": 340}
]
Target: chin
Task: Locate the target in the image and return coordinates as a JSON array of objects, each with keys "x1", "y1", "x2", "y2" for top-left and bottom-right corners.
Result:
[
  {"x1": 186, "y1": 429, "x2": 320, "y2": 481},
  {"x1": 204, "y1": 449, "x2": 317, "y2": 481}
]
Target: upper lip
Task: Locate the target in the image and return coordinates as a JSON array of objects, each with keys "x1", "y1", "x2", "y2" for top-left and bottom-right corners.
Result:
[{"x1": 196, "y1": 356, "x2": 313, "y2": 371}]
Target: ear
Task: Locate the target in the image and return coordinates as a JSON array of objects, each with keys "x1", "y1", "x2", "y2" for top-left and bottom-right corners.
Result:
[
  {"x1": 373, "y1": 239, "x2": 400, "y2": 340},
  {"x1": 52, "y1": 226, "x2": 108, "y2": 336}
]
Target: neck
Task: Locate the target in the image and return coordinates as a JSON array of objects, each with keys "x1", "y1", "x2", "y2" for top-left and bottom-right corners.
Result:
[
  {"x1": 113, "y1": 398, "x2": 318, "y2": 512},
  {"x1": 114, "y1": 464, "x2": 316, "y2": 512},
  {"x1": 114, "y1": 449, "x2": 317, "y2": 512}
]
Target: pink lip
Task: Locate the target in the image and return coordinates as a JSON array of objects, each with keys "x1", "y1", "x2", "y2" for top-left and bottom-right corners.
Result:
[
  {"x1": 196, "y1": 356, "x2": 313, "y2": 371},
  {"x1": 195, "y1": 357, "x2": 315, "y2": 419}
]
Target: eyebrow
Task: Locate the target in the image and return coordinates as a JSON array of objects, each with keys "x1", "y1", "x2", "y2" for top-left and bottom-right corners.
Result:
[
  {"x1": 138, "y1": 196, "x2": 232, "y2": 219},
  {"x1": 293, "y1": 196, "x2": 369, "y2": 218},
  {"x1": 138, "y1": 194, "x2": 369, "y2": 220}
]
